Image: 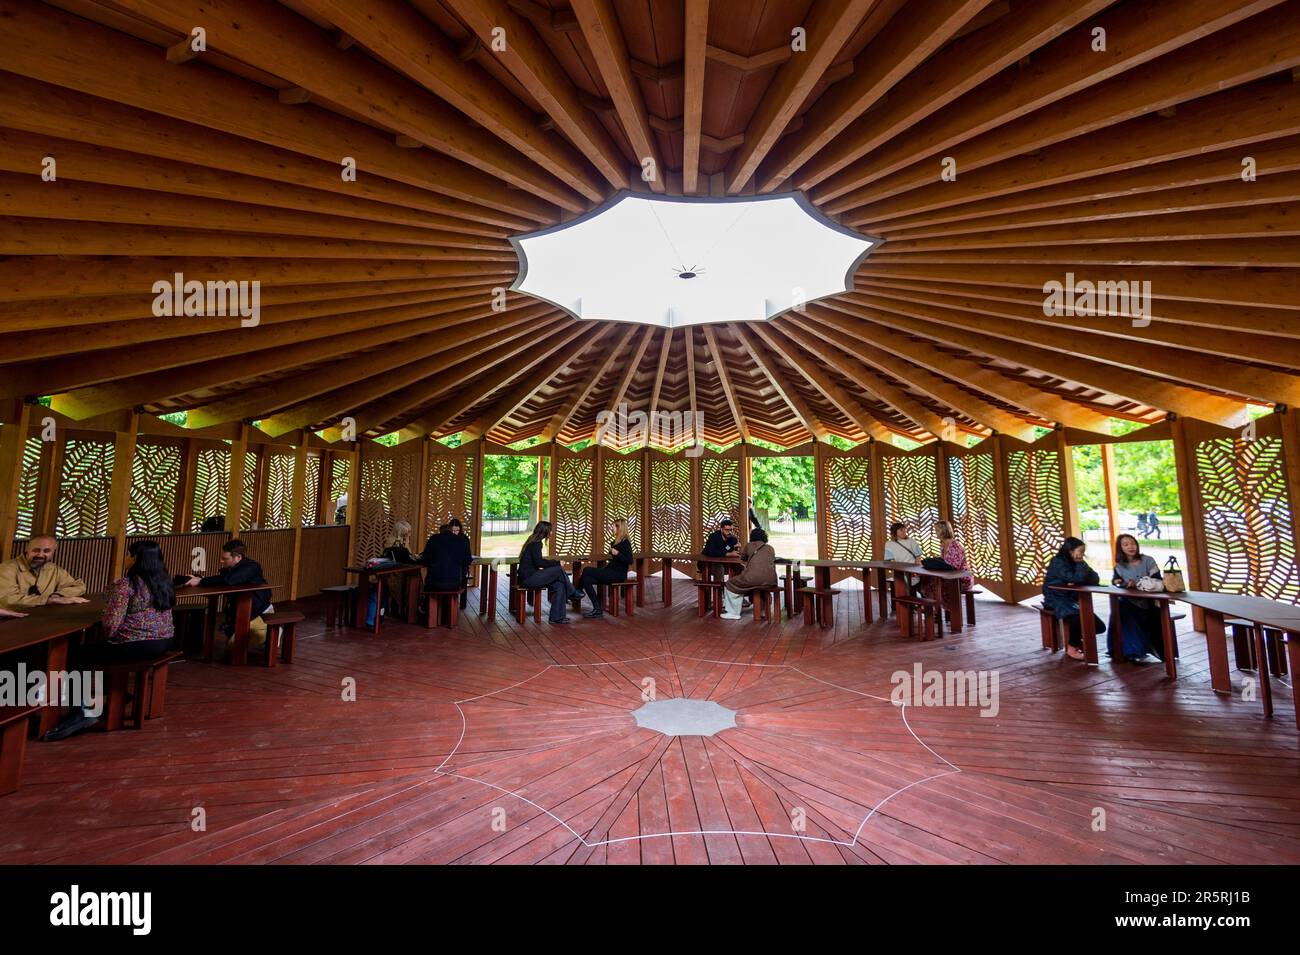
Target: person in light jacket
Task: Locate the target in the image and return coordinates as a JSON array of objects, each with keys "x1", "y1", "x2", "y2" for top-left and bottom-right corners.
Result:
[{"x1": 720, "y1": 529, "x2": 778, "y2": 619}]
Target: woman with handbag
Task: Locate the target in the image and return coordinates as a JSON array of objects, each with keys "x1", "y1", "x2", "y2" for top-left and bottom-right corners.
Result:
[{"x1": 1110, "y1": 533, "x2": 1165, "y2": 662}]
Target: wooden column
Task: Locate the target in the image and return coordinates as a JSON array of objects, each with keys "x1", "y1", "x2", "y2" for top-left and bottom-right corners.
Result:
[
  {"x1": 175, "y1": 437, "x2": 200, "y2": 533},
  {"x1": 991, "y1": 434, "x2": 1019, "y2": 603},
  {"x1": 1100, "y1": 443, "x2": 1121, "y2": 548},
  {"x1": 415, "y1": 437, "x2": 432, "y2": 546},
  {"x1": 1279, "y1": 410, "x2": 1300, "y2": 584},
  {"x1": 0, "y1": 400, "x2": 32, "y2": 549},
  {"x1": 593, "y1": 445, "x2": 605, "y2": 554},
  {"x1": 471, "y1": 439, "x2": 485, "y2": 556},
  {"x1": 227, "y1": 423, "x2": 250, "y2": 535},
  {"x1": 287, "y1": 437, "x2": 309, "y2": 599},
  {"x1": 1170, "y1": 416, "x2": 1210, "y2": 630},
  {"x1": 106, "y1": 412, "x2": 140, "y2": 577},
  {"x1": 547, "y1": 446, "x2": 557, "y2": 557},
  {"x1": 1055, "y1": 428, "x2": 1081, "y2": 539},
  {"x1": 738, "y1": 444, "x2": 750, "y2": 548},
  {"x1": 33, "y1": 421, "x2": 64, "y2": 538},
  {"x1": 250, "y1": 445, "x2": 269, "y2": 530},
  {"x1": 640, "y1": 446, "x2": 651, "y2": 555},
  {"x1": 814, "y1": 441, "x2": 829, "y2": 560},
  {"x1": 935, "y1": 441, "x2": 953, "y2": 521},
  {"x1": 690, "y1": 453, "x2": 703, "y2": 554},
  {"x1": 868, "y1": 439, "x2": 885, "y2": 562},
  {"x1": 345, "y1": 444, "x2": 361, "y2": 565}
]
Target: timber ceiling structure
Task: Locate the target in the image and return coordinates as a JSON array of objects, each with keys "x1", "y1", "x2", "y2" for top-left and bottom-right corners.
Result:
[{"x1": 1, "y1": 0, "x2": 1298, "y2": 447}]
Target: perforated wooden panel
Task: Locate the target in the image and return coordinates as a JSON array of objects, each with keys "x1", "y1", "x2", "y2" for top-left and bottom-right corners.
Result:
[
  {"x1": 127, "y1": 440, "x2": 182, "y2": 534},
  {"x1": 823, "y1": 454, "x2": 873, "y2": 561},
  {"x1": 302, "y1": 453, "x2": 321, "y2": 527},
  {"x1": 948, "y1": 450, "x2": 1002, "y2": 581},
  {"x1": 1194, "y1": 434, "x2": 1300, "y2": 602},
  {"x1": 427, "y1": 452, "x2": 475, "y2": 533},
  {"x1": 191, "y1": 446, "x2": 229, "y2": 530},
  {"x1": 15, "y1": 436, "x2": 40, "y2": 540},
  {"x1": 881, "y1": 451, "x2": 941, "y2": 557},
  {"x1": 700, "y1": 457, "x2": 740, "y2": 531},
  {"x1": 357, "y1": 444, "x2": 419, "y2": 560},
  {"x1": 56, "y1": 437, "x2": 113, "y2": 538},
  {"x1": 649, "y1": 456, "x2": 691, "y2": 554},
  {"x1": 553, "y1": 454, "x2": 594, "y2": 555},
  {"x1": 262, "y1": 451, "x2": 296, "y2": 530},
  {"x1": 1006, "y1": 447, "x2": 1067, "y2": 586},
  {"x1": 601, "y1": 453, "x2": 642, "y2": 550}
]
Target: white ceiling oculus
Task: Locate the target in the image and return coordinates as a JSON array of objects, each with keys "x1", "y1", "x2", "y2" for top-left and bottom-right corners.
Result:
[{"x1": 509, "y1": 191, "x2": 877, "y2": 328}]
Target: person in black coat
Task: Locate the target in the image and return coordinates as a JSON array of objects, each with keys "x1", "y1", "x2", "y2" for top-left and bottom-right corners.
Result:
[
  {"x1": 518, "y1": 520, "x2": 577, "y2": 624},
  {"x1": 421, "y1": 523, "x2": 467, "y2": 591},
  {"x1": 186, "y1": 538, "x2": 272, "y2": 652},
  {"x1": 1041, "y1": 536, "x2": 1106, "y2": 660},
  {"x1": 575, "y1": 519, "x2": 634, "y2": 618},
  {"x1": 698, "y1": 517, "x2": 739, "y2": 612}
]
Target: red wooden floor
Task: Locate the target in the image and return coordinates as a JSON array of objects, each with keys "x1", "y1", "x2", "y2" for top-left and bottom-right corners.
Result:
[{"x1": 2, "y1": 578, "x2": 1297, "y2": 865}]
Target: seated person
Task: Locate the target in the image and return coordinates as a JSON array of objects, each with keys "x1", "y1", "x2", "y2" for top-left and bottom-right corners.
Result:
[
  {"x1": 421, "y1": 522, "x2": 471, "y2": 595},
  {"x1": 43, "y1": 540, "x2": 177, "y2": 741},
  {"x1": 367, "y1": 521, "x2": 418, "y2": 626},
  {"x1": 698, "y1": 518, "x2": 740, "y2": 610},
  {"x1": 1109, "y1": 533, "x2": 1164, "y2": 663},
  {"x1": 518, "y1": 521, "x2": 577, "y2": 624},
  {"x1": 0, "y1": 535, "x2": 89, "y2": 610},
  {"x1": 884, "y1": 522, "x2": 923, "y2": 598},
  {"x1": 934, "y1": 520, "x2": 975, "y2": 592},
  {"x1": 721, "y1": 529, "x2": 778, "y2": 619},
  {"x1": 446, "y1": 517, "x2": 473, "y2": 605},
  {"x1": 1042, "y1": 536, "x2": 1106, "y2": 661},
  {"x1": 574, "y1": 519, "x2": 634, "y2": 618},
  {"x1": 185, "y1": 539, "x2": 272, "y2": 655}
]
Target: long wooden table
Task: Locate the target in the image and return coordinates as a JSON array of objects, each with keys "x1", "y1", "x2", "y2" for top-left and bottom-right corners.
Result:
[
  {"x1": 799, "y1": 560, "x2": 876, "y2": 625},
  {"x1": 0, "y1": 597, "x2": 104, "y2": 734},
  {"x1": 1173, "y1": 590, "x2": 1300, "y2": 727},
  {"x1": 554, "y1": 552, "x2": 647, "y2": 607},
  {"x1": 1050, "y1": 584, "x2": 1179, "y2": 677},
  {"x1": 181, "y1": 580, "x2": 280, "y2": 665},
  {"x1": 343, "y1": 563, "x2": 423, "y2": 635},
  {"x1": 864, "y1": 560, "x2": 972, "y2": 637}
]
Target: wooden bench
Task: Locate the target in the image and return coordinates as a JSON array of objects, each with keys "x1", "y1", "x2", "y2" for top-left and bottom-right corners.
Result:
[
  {"x1": 510, "y1": 582, "x2": 546, "y2": 624},
  {"x1": 751, "y1": 585, "x2": 781, "y2": 623},
  {"x1": 320, "y1": 584, "x2": 357, "y2": 628},
  {"x1": 602, "y1": 581, "x2": 636, "y2": 617},
  {"x1": 798, "y1": 587, "x2": 840, "y2": 628},
  {"x1": 897, "y1": 594, "x2": 941, "y2": 641},
  {"x1": 783, "y1": 570, "x2": 809, "y2": 619},
  {"x1": 425, "y1": 587, "x2": 465, "y2": 628},
  {"x1": 0, "y1": 706, "x2": 37, "y2": 796},
  {"x1": 102, "y1": 650, "x2": 185, "y2": 731},
  {"x1": 262, "y1": 611, "x2": 304, "y2": 666},
  {"x1": 1224, "y1": 616, "x2": 1286, "y2": 675},
  {"x1": 693, "y1": 580, "x2": 724, "y2": 618},
  {"x1": 1036, "y1": 603, "x2": 1065, "y2": 652}
]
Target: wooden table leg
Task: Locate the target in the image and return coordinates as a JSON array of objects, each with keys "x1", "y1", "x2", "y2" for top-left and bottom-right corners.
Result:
[
  {"x1": 1254, "y1": 626, "x2": 1274, "y2": 718},
  {"x1": 1286, "y1": 632, "x2": 1299, "y2": 729},
  {"x1": 877, "y1": 569, "x2": 889, "y2": 619},
  {"x1": 895, "y1": 575, "x2": 911, "y2": 640},
  {"x1": 371, "y1": 576, "x2": 385, "y2": 635},
  {"x1": 229, "y1": 593, "x2": 253, "y2": 666},
  {"x1": 405, "y1": 571, "x2": 421, "y2": 624},
  {"x1": 202, "y1": 594, "x2": 219, "y2": 661},
  {"x1": 1157, "y1": 600, "x2": 1177, "y2": 679},
  {"x1": 944, "y1": 579, "x2": 963, "y2": 633},
  {"x1": 39, "y1": 634, "x2": 70, "y2": 735},
  {"x1": 1079, "y1": 595, "x2": 1098, "y2": 665},
  {"x1": 861, "y1": 569, "x2": 873, "y2": 624},
  {"x1": 487, "y1": 567, "x2": 498, "y2": 619},
  {"x1": 479, "y1": 563, "x2": 490, "y2": 615},
  {"x1": 636, "y1": 560, "x2": 645, "y2": 607},
  {"x1": 1202, "y1": 610, "x2": 1232, "y2": 694},
  {"x1": 662, "y1": 558, "x2": 672, "y2": 607},
  {"x1": 354, "y1": 573, "x2": 370, "y2": 630}
]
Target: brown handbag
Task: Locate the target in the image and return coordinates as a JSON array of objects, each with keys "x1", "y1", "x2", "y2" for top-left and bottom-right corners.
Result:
[{"x1": 1161, "y1": 556, "x2": 1186, "y2": 593}]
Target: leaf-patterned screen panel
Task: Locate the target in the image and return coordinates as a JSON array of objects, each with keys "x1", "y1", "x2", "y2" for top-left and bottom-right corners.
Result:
[
  {"x1": 880, "y1": 449, "x2": 941, "y2": 558},
  {"x1": 1005, "y1": 446, "x2": 1067, "y2": 586},
  {"x1": 649, "y1": 455, "x2": 691, "y2": 554},
  {"x1": 127, "y1": 440, "x2": 182, "y2": 534},
  {"x1": 947, "y1": 448, "x2": 1002, "y2": 581},
  {"x1": 823, "y1": 453, "x2": 873, "y2": 561},
  {"x1": 601, "y1": 452, "x2": 642, "y2": 550}
]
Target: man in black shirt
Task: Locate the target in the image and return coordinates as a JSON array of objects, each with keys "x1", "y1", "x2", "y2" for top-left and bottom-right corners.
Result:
[
  {"x1": 699, "y1": 518, "x2": 739, "y2": 612},
  {"x1": 186, "y1": 539, "x2": 272, "y2": 654}
]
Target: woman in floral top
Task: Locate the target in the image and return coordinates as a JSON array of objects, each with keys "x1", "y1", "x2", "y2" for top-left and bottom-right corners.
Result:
[
  {"x1": 43, "y1": 540, "x2": 176, "y2": 741},
  {"x1": 934, "y1": 520, "x2": 975, "y2": 592}
]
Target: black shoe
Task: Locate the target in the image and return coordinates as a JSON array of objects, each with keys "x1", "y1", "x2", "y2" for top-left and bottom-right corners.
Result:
[
  {"x1": 41, "y1": 713, "x2": 99, "y2": 741},
  {"x1": 583, "y1": 609, "x2": 603, "y2": 618},
  {"x1": 551, "y1": 617, "x2": 570, "y2": 625}
]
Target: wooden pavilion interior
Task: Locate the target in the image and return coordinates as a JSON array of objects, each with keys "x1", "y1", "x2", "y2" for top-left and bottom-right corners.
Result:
[{"x1": 1, "y1": 0, "x2": 1299, "y2": 866}]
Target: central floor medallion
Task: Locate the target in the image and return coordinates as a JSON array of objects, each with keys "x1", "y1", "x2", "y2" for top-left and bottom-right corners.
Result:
[{"x1": 632, "y1": 698, "x2": 737, "y2": 737}]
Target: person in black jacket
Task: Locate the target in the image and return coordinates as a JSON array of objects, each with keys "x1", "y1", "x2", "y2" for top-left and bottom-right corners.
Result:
[
  {"x1": 698, "y1": 517, "x2": 739, "y2": 612},
  {"x1": 575, "y1": 519, "x2": 634, "y2": 618},
  {"x1": 422, "y1": 522, "x2": 471, "y2": 591},
  {"x1": 186, "y1": 539, "x2": 272, "y2": 654},
  {"x1": 1041, "y1": 536, "x2": 1106, "y2": 661},
  {"x1": 518, "y1": 520, "x2": 576, "y2": 624}
]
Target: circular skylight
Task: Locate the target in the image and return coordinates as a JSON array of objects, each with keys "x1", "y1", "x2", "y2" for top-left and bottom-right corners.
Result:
[{"x1": 510, "y1": 191, "x2": 877, "y2": 328}]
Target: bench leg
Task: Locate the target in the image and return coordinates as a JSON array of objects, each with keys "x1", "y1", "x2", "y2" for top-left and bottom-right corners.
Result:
[
  {"x1": 131, "y1": 670, "x2": 150, "y2": 730},
  {"x1": 264, "y1": 626, "x2": 279, "y2": 668},
  {"x1": 281, "y1": 624, "x2": 296, "y2": 662},
  {"x1": 104, "y1": 670, "x2": 130, "y2": 732},
  {"x1": 0, "y1": 717, "x2": 30, "y2": 795},
  {"x1": 803, "y1": 596, "x2": 814, "y2": 626},
  {"x1": 449, "y1": 596, "x2": 459, "y2": 628},
  {"x1": 625, "y1": 587, "x2": 634, "y2": 616},
  {"x1": 965, "y1": 591, "x2": 976, "y2": 625}
]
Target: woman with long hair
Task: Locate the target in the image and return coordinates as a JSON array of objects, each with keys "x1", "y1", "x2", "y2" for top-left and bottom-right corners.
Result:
[
  {"x1": 575, "y1": 518, "x2": 634, "y2": 618},
  {"x1": 1042, "y1": 536, "x2": 1106, "y2": 661},
  {"x1": 933, "y1": 520, "x2": 974, "y2": 592},
  {"x1": 44, "y1": 539, "x2": 177, "y2": 741},
  {"x1": 1110, "y1": 533, "x2": 1164, "y2": 662},
  {"x1": 518, "y1": 520, "x2": 577, "y2": 624}
]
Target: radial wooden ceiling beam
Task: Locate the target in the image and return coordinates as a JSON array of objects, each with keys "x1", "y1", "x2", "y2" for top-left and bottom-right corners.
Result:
[
  {"x1": 648, "y1": 327, "x2": 675, "y2": 417},
  {"x1": 732, "y1": 324, "x2": 827, "y2": 440},
  {"x1": 682, "y1": 0, "x2": 709, "y2": 194},
  {"x1": 571, "y1": 0, "x2": 666, "y2": 193},
  {"x1": 444, "y1": 0, "x2": 629, "y2": 191},
  {"x1": 544, "y1": 322, "x2": 641, "y2": 440},
  {"x1": 0, "y1": 2, "x2": 559, "y2": 221},
  {"x1": 699, "y1": 325, "x2": 749, "y2": 443},
  {"x1": 723, "y1": 0, "x2": 874, "y2": 193}
]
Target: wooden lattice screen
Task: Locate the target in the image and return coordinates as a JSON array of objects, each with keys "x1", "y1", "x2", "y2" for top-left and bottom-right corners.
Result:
[
  {"x1": 127, "y1": 439, "x2": 182, "y2": 535},
  {"x1": 1189, "y1": 417, "x2": 1300, "y2": 603},
  {"x1": 552, "y1": 448, "x2": 594, "y2": 556},
  {"x1": 56, "y1": 436, "x2": 113, "y2": 538},
  {"x1": 1004, "y1": 439, "x2": 1068, "y2": 591},
  {"x1": 880, "y1": 446, "x2": 941, "y2": 558},
  {"x1": 648, "y1": 453, "x2": 691, "y2": 554},
  {"x1": 821, "y1": 448, "x2": 873, "y2": 561},
  {"x1": 261, "y1": 451, "x2": 297, "y2": 530},
  {"x1": 700, "y1": 454, "x2": 741, "y2": 532},
  {"x1": 191, "y1": 446, "x2": 230, "y2": 530},
  {"x1": 302, "y1": 452, "x2": 322, "y2": 527},
  {"x1": 601, "y1": 451, "x2": 643, "y2": 550},
  {"x1": 427, "y1": 447, "x2": 475, "y2": 538},
  {"x1": 356, "y1": 441, "x2": 420, "y2": 561},
  {"x1": 14, "y1": 436, "x2": 40, "y2": 539},
  {"x1": 329, "y1": 455, "x2": 352, "y2": 523},
  {"x1": 947, "y1": 443, "x2": 1002, "y2": 583}
]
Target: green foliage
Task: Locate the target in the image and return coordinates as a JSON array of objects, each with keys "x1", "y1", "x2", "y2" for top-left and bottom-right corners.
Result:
[
  {"x1": 1073, "y1": 418, "x2": 1184, "y2": 516},
  {"x1": 826, "y1": 434, "x2": 858, "y2": 451},
  {"x1": 891, "y1": 434, "x2": 921, "y2": 451},
  {"x1": 374, "y1": 432, "x2": 399, "y2": 447},
  {"x1": 438, "y1": 432, "x2": 463, "y2": 448},
  {"x1": 36, "y1": 396, "x2": 53, "y2": 408},
  {"x1": 157, "y1": 411, "x2": 187, "y2": 427},
  {"x1": 750, "y1": 455, "x2": 814, "y2": 526},
  {"x1": 483, "y1": 454, "x2": 540, "y2": 519}
]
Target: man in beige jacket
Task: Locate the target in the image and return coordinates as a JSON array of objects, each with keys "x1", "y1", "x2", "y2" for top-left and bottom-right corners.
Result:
[{"x1": 0, "y1": 536, "x2": 89, "y2": 610}]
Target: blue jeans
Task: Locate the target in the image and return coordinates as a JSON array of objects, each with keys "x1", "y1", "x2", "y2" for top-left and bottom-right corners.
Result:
[{"x1": 522, "y1": 567, "x2": 576, "y2": 622}]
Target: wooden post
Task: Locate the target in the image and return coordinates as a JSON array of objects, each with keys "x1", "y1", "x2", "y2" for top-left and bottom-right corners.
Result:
[
  {"x1": 250, "y1": 445, "x2": 269, "y2": 530},
  {"x1": 991, "y1": 434, "x2": 1019, "y2": 603},
  {"x1": 1279, "y1": 410, "x2": 1300, "y2": 575},
  {"x1": 814, "y1": 440, "x2": 829, "y2": 560},
  {"x1": 106, "y1": 411, "x2": 140, "y2": 577},
  {"x1": 471, "y1": 439, "x2": 485, "y2": 556},
  {"x1": 1055, "y1": 428, "x2": 1081, "y2": 539},
  {"x1": 175, "y1": 437, "x2": 199, "y2": 533},
  {"x1": 935, "y1": 441, "x2": 953, "y2": 521},
  {"x1": 345, "y1": 444, "x2": 360, "y2": 565},
  {"x1": 287, "y1": 437, "x2": 308, "y2": 600},
  {"x1": 868, "y1": 439, "x2": 885, "y2": 562},
  {"x1": 690, "y1": 452, "x2": 704, "y2": 554},
  {"x1": 415, "y1": 436, "x2": 432, "y2": 547},
  {"x1": 0, "y1": 400, "x2": 33, "y2": 549},
  {"x1": 227, "y1": 423, "x2": 250, "y2": 535},
  {"x1": 592, "y1": 444, "x2": 605, "y2": 556},
  {"x1": 738, "y1": 443, "x2": 749, "y2": 548},
  {"x1": 1100, "y1": 443, "x2": 1121, "y2": 549},
  {"x1": 33, "y1": 421, "x2": 63, "y2": 537},
  {"x1": 1170, "y1": 416, "x2": 1210, "y2": 630},
  {"x1": 547, "y1": 445, "x2": 557, "y2": 557},
  {"x1": 640, "y1": 446, "x2": 651, "y2": 555}
]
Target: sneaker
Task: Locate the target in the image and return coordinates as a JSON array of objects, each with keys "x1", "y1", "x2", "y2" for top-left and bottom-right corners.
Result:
[
  {"x1": 720, "y1": 613, "x2": 742, "y2": 620},
  {"x1": 41, "y1": 713, "x2": 100, "y2": 741},
  {"x1": 551, "y1": 617, "x2": 570, "y2": 625},
  {"x1": 583, "y1": 609, "x2": 603, "y2": 619}
]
